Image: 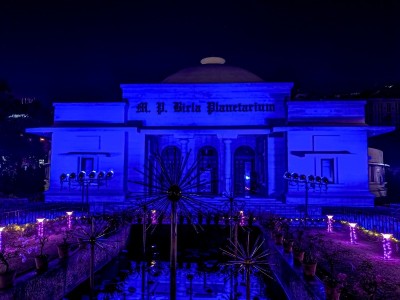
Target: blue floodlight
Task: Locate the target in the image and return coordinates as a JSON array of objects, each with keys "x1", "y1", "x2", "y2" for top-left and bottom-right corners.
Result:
[
  {"x1": 78, "y1": 171, "x2": 86, "y2": 180},
  {"x1": 283, "y1": 172, "x2": 292, "y2": 179}
]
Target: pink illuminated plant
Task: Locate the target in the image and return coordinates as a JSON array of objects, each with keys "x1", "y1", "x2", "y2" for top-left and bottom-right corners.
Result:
[
  {"x1": 348, "y1": 223, "x2": 357, "y2": 244},
  {"x1": 326, "y1": 215, "x2": 333, "y2": 233},
  {"x1": 66, "y1": 211, "x2": 73, "y2": 230},
  {"x1": 37, "y1": 218, "x2": 45, "y2": 237},
  {"x1": 381, "y1": 233, "x2": 392, "y2": 260}
]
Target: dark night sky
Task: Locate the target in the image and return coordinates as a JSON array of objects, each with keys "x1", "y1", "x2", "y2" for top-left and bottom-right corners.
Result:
[{"x1": 1, "y1": 0, "x2": 400, "y2": 103}]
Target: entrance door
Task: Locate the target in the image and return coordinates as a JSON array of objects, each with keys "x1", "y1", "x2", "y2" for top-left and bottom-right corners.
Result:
[
  {"x1": 197, "y1": 146, "x2": 218, "y2": 195},
  {"x1": 234, "y1": 146, "x2": 256, "y2": 197}
]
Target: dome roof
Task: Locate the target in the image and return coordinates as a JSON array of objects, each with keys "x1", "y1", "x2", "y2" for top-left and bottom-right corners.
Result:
[{"x1": 162, "y1": 57, "x2": 264, "y2": 83}]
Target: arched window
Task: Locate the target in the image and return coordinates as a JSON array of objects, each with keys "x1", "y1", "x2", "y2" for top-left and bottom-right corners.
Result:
[
  {"x1": 161, "y1": 146, "x2": 182, "y2": 168},
  {"x1": 152, "y1": 146, "x2": 182, "y2": 191},
  {"x1": 197, "y1": 146, "x2": 218, "y2": 195},
  {"x1": 234, "y1": 146, "x2": 256, "y2": 197}
]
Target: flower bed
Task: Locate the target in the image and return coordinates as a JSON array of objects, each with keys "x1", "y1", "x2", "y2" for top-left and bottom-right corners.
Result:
[
  {"x1": 264, "y1": 217, "x2": 400, "y2": 299},
  {"x1": 0, "y1": 213, "x2": 130, "y2": 299}
]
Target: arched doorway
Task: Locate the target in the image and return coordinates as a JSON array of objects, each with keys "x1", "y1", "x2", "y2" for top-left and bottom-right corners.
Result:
[
  {"x1": 149, "y1": 145, "x2": 182, "y2": 193},
  {"x1": 197, "y1": 146, "x2": 218, "y2": 195},
  {"x1": 234, "y1": 146, "x2": 256, "y2": 197}
]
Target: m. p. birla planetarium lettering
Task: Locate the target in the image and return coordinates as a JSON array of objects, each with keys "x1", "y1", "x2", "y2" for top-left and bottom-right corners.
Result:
[{"x1": 136, "y1": 101, "x2": 275, "y2": 115}]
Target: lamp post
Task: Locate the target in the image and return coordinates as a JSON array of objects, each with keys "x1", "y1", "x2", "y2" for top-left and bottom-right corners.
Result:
[
  {"x1": 66, "y1": 211, "x2": 73, "y2": 230},
  {"x1": 0, "y1": 227, "x2": 4, "y2": 251},
  {"x1": 60, "y1": 170, "x2": 114, "y2": 214},
  {"x1": 327, "y1": 215, "x2": 334, "y2": 233},
  {"x1": 382, "y1": 233, "x2": 392, "y2": 260},
  {"x1": 283, "y1": 172, "x2": 329, "y2": 227},
  {"x1": 37, "y1": 218, "x2": 45, "y2": 237},
  {"x1": 349, "y1": 223, "x2": 357, "y2": 244}
]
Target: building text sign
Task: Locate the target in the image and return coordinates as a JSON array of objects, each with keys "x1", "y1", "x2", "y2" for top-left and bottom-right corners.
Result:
[{"x1": 136, "y1": 102, "x2": 275, "y2": 115}]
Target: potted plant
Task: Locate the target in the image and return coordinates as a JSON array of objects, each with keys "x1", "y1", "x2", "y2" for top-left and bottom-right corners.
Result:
[
  {"x1": 292, "y1": 229, "x2": 305, "y2": 264},
  {"x1": 274, "y1": 232, "x2": 284, "y2": 245},
  {"x1": 282, "y1": 228, "x2": 294, "y2": 253},
  {"x1": 324, "y1": 273, "x2": 347, "y2": 300},
  {"x1": 0, "y1": 248, "x2": 17, "y2": 289},
  {"x1": 35, "y1": 236, "x2": 49, "y2": 273},
  {"x1": 283, "y1": 238, "x2": 294, "y2": 253},
  {"x1": 0, "y1": 228, "x2": 25, "y2": 289},
  {"x1": 302, "y1": 249, "x2": 317, "y2": 278},
  {"x1": 57, "y1": 230, "x2": 71, "y2": 259},
  {"x1": 292, "y1": 243, "x2": 305, "y2": 264},
  {"x1": 313, "y1": 236, "x2": 353, "y2": 298},
  {"x1": 349, "y1": 260, "x2": 388, "y2": 299},
  {"x1": 272, "y1": 219, "x2": 284, "y2": 245}
]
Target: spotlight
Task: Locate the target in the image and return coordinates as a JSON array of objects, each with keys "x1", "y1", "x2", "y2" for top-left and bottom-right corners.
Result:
[
  {"x1": 97, "y1": 171, "x2": 105, "y2": 179},
  {"x1": 291, "y1": 173, "x2": 299, "y2": 180},
  {"x1": 60, "y1": 173, "x2": 67, "y2": 181},
  {"x1": 106, "y1": 170, "x2": 114, "y2": 179},
  {"x1": 69, "y1": 172, "x2": 76, "y2": 180},
  {"x1": 299, "y1": 174, "x2": 306, "y2": 181},
  {"x1": 307, "y1": 175, "x2": 315, "y2": 182},
  {"x1": 283, "y1": 172, "x2": 292, "y2": 179},
  {"x1": 78, "y1": 171, "x2": 86, "y2": 180},
  {"x1": 89, "y1": 170, "x2": 96, "y2": 179},
  {"x1": 322, "y1": 177, "x2": 329, "y2": 184},
  {"x1": 315, "y1": 176, "x2": 321, "y2": 183}
]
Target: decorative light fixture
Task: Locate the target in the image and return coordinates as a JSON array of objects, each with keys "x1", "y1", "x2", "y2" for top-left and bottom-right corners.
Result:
[
  {"x1": 0, "y1": 227, "x2": 5, "y2": 251},
  {"x1": 283, "y1": 172, "x2": 291, "y2": 180},
  {"x1": 88, "y1": 171, "x2": 96, "y2": 179},
  {"x1": 382, "y1": 233, "x2": 392, "y2": 260},
  {"x1": 37, "y1": 218, "x2": 45, "y2": 237},
  {"x1": 106, "y1": 170, "x2": 114, "y2": 179},
  {"x1": 151, "y1": 210, "x2": 157, "y2": 225},
  {"x1": 283, "y1": 171, "x2": 329, "y2": 227},
  {"x1": 97, "y1": 171, "x2": 105, "y2": 179},
  {"x1": 327, "y1": 215, "x2": 334, "y2": 233},
  {"x1": 66, "y1": 211, "x2": 73, "y2": 230},
  {"x1": 60, "y1": 169, "x2": 114, "y2": 213},
  {"x1": 348, "y1": 223, "x2": 357, "y2": 244},
  {"x1": 239, "y1": 211, "x2": 245, "y2": 226},
  {"x1": 78, "y1": 171, "x2": 86, "y2": 181}
]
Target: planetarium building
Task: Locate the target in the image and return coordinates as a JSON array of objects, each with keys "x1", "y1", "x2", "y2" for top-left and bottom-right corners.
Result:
[{"x1": 28, "y1": 57, "x2": 393, "y2": 211}]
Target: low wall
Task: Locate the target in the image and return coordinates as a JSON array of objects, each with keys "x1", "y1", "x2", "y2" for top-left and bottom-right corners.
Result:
[{"x1": 262, "y1": 228, "x2": 325, "y2": 300}]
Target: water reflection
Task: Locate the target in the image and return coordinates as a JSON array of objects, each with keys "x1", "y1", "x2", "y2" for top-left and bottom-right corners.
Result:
[{"x1": 97, "y1": 260, "x2": 269, "y2": 300}]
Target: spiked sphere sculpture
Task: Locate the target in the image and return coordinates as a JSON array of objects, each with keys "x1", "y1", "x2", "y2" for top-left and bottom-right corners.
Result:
[
  {"x1": 132, "y1": 149, "x2": 212, "y2": 300},
  {"x1": 221, "y1": 231, "x2": 271, "y2": 300}
]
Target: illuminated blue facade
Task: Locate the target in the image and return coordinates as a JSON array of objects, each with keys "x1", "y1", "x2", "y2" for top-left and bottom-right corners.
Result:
[{"x1": 27, "y1": 59, "x2": 393, "y2": 209}]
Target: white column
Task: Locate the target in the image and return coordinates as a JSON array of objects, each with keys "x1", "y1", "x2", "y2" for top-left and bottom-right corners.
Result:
[{"x1": 224, "y1": 139, "x2": 232, "y2": 193}]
